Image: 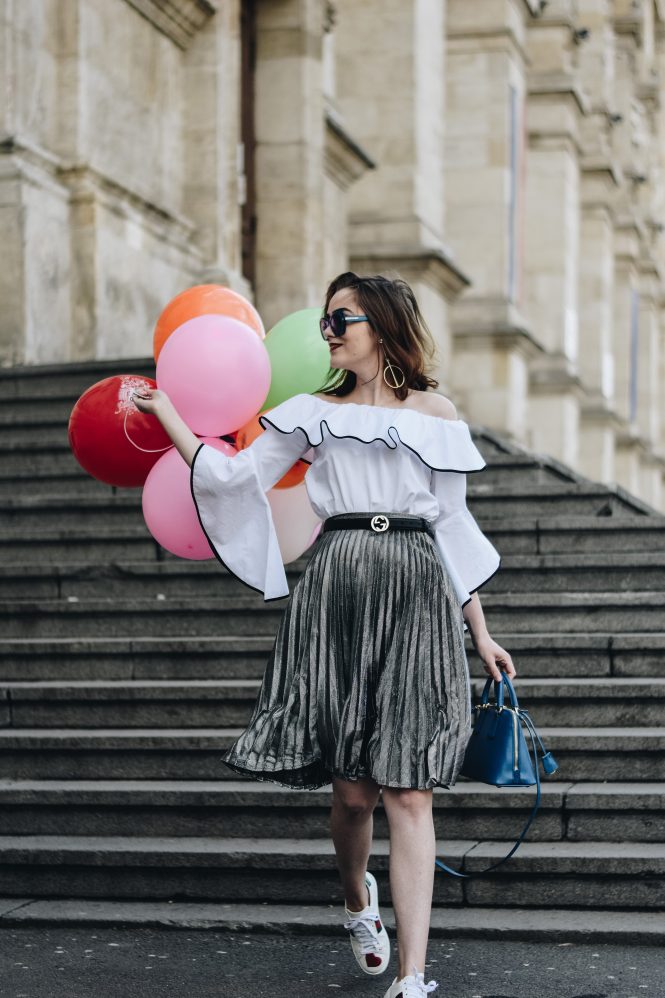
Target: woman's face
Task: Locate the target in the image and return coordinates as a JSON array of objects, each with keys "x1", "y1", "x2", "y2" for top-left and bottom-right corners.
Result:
[{"x1": 325, "y1": 287, "x2": 377, "y2": 372}]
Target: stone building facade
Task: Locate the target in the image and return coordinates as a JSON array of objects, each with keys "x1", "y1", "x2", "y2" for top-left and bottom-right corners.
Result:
[{"x1": 1, "y1": 0, "x2": 664, "y2": 509}]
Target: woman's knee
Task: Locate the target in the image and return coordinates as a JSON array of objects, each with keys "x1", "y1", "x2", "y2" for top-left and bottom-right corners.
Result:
[
  {"x1": 382, "y1": 787, "x2": 433, "y2": 822},
  {"x1": 332, "y1": 777, "x2": 380, "y2": 819}
]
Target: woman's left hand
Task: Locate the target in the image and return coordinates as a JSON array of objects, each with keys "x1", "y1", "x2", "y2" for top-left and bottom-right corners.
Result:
[{"x1": 474, "y1": 636, "x2": 516, "y2": 683}]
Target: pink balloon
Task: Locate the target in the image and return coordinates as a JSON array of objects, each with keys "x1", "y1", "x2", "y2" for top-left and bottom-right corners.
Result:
[
  {"x1": 308, "y1": 521, "x2": 323, "y2": 547},
  {"x1": 142, "y1": 437, "x2": 236, "y2": 559},
  {"x1": 156, "y1": 315, "x2": 272, "y2": 436}
]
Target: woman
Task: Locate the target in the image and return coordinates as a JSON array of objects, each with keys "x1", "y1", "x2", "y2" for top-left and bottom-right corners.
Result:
[{"x1": 134, "y1": 271, "x2": 515, "y2": 998}]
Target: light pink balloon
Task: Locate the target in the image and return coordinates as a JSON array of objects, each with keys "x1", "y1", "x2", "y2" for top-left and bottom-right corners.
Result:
[
  {"x1": 267, "y1": 481, "x2": 323, "y2": 563},
  {"x1": 142, "y1": 437, "x2": 236, "y2": 559},
  {"x1": 308, "y1": 521, "x2": 323, "y2": 547},
  {"x1": 156, "y1": 315, "x2": 272, "y2": 436}
]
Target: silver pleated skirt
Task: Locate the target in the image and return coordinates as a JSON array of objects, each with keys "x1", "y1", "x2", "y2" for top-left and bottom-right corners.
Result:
[{"x1": 222, "y1": 512, "x2": 473, "y2": 790}]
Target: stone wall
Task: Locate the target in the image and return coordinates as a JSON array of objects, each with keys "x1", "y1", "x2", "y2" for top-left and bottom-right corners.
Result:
[{"x1": 0, "y1": 0, "x2": 242, "y2": 363}]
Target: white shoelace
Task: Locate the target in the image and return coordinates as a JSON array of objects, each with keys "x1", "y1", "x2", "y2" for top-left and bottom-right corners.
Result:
[
  {"x1": 401, "y1": 966, "x2": 439, "y2": 996},
  {"x1": 343, "y1": 910, "x2": 382, "y2": 954}
]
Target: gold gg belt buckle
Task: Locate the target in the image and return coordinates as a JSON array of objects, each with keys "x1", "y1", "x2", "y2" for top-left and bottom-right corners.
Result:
[{"x1": 370, "y1": 514, "x2": 390, "y2": 532}]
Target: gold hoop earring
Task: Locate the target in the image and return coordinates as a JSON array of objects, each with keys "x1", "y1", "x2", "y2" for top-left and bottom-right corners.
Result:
[{"x1": 379, "y1": 338, "x2": 405, "y2": 389}]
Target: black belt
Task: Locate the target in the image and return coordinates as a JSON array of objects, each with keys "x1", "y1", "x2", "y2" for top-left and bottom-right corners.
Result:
[{"x1": 322, "y1": 513, "x2": 433, "y2": 534}]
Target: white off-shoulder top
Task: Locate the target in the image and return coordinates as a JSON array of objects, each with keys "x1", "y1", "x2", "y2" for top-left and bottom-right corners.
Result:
[{"x1": 190, "y1": 392, "x2": 501, "y2": 631}]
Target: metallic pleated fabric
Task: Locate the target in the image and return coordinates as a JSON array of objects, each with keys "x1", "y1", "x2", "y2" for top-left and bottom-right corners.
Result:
[{"x1": 222, "y1": 512, "x2": 473, "y2": 790}]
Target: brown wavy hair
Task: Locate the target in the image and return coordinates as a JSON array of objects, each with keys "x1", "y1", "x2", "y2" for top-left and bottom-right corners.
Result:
[{"x1": 315, "y1": 271, "x2": 440, "y2": 402}]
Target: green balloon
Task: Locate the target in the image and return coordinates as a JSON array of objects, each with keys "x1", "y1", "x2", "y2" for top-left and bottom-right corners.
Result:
[{"x1": 262, "y1": 307, "x2": 335, "y2": 409}]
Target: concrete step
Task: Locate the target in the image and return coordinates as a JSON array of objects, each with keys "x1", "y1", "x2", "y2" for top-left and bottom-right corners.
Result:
[
  {"x1": 0, "y1": 779, "x2": 660, "y2": 843},
  {"x1": 0, "y1": 834, "x2": 661, "y2": 908},
  {"x1": 1, "y1": 677, "x2": 662, "y2": 729},
  {"x1": 498, "y1": 677, "x2": 665, "y2": 726},
  {"x1": 0, "y1": 526, "x2": 161, "y2": 564},
  {"x1": 486, "y1": 515, "x2": 665, "y2": 554},
  {"x1": 0, "y1": 779, "x2": 567, "y2": 841},
  {"x1": 1, "y1": 494, "x2": 147, "y2": 531},
  {"x1": 0, "y1": 898, "x2": 662, "y2": 945},
  {"x1": 0, "y1": 554, "x2": 306, "y2": 601},
  {"x1": 0, "y1": 475, "x2": 119, "y2": 499},
  {"x1": 0, "y1": 358, "x2": 156, "y2": 398},
  {"x1": 469, "y1": 484, "x2": 648, "y2": 517},
  {"x1": 1, "y1": 591, "x2": 663, "y2": 638},
  {"x1": 0, "y1": 551, "x2": 663, "y2": 600},
  {"x1": 0, "y1": 726, "x2": 661, "y2": 780},
  {"x1": 0, "y1": 443, "x2": 114, "y2": 478},
  {"x1": 0, "y1": 631, "x2": 660, "y2": 681},
  {"x1": 485, "y1": 551, "x2": 665, "y2": 593},
  {"x1": 0, "y1": 597, "x2": 289, "y2": 638},
  {"x1": 0, "y1": 394, "x2": 90, "y2": 424}
]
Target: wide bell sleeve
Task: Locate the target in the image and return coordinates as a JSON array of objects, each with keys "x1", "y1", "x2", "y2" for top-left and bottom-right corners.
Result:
[
  {"x1": 190, "y1": 420, "x2": 312, "y2": 601},
  {"x1": 430, "y1": 467, "x2": 501, "y2": 630}
]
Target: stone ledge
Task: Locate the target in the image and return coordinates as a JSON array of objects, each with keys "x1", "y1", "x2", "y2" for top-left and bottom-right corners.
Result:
[
  {"x1": 324, "y1": 109, "x2": 375, "y2": 189},
  {"x1": 0, "y1": 899, "x2": 663, "y2": 944},
  {"x1": 526, "y1": 71, "x2": 590, "y2": 116},
  {"x1": 124, "y1": 0, "x2": 218, "y2": 49}
]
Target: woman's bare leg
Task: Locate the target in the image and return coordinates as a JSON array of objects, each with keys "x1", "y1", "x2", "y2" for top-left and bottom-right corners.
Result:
[
  {"x1": 330, "y1": 775, "x2": 381, "y2": 911},
  {"x1": 381, "y1": 787, "x2": 435, "y2": 978}
]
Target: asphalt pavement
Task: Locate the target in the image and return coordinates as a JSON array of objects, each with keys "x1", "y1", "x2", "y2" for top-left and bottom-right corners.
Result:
[{"x1": 0, "y1": 925, "x2": 660, "y2": 998}]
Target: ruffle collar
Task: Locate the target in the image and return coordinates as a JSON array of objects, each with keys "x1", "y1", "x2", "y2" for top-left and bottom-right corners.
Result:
[{"x1": 258, "y1": 393, "x2": 487, "y2": 473}]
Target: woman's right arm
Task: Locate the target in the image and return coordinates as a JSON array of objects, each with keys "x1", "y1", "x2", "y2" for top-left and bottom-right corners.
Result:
[{"x1": 132, "y1": 388, "x2": 200, "y2": 466}]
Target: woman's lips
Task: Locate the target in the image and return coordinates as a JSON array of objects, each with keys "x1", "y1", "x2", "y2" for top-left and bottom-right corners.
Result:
[{"x1": 329, "y1": 345, "x2": 341, "y2": 352}]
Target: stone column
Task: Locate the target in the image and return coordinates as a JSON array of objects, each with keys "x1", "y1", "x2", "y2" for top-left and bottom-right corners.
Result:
[
  {"x1": 611, "y1": 1, "x2": 665, "y2": 504},
  {"x1": 320, "y1": 4, "x2": 376, "y2": 292},
  {"x1": 635, "y1": 264, "x2": 662, "y2": 505},
  {"x1": 612, "y1": 225, "x2": 642, "y2": 494},
  {"x1": 576, "y1": 0, "x2": 621, "y2": 483},
  {"x1": 445, "y1": 0, "x2": 541, "y2": 438},
  {"x1": 252, "y1": 0, "x2": 327, "y2": 329},
  {"x1": 332, "y1": 0, "x2": 469, "y2": 400},
  {"x1": 523, "y1": 3, "x2": 587, "y2": 466},
  {"x1": 0, "y1": 0, "x2": 73, "y2": 365},
  {"x1": 577, "y1": 171, "x2": 618, "y2": 483}
]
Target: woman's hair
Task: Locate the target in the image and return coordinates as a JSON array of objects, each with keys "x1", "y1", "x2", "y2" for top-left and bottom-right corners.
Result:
[{"x1": 315, "y1": 271, "x2": 440, "y2": 401}]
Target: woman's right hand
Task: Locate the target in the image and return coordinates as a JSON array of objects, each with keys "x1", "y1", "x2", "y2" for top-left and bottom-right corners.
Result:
[{"x1": 132, "y1": 387, "x2": 171, "y2": 419}]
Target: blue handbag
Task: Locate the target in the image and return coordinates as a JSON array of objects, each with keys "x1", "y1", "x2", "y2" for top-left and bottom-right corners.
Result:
[{"x1": 435, "y1": 674, "x2": 558, "y2": 879}]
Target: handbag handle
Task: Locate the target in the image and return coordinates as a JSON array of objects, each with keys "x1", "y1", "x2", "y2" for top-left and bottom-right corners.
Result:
[
  {"x1": 434, "y1": 696, "x2": 552, "y2": 879},
  {"x1": 479, "y1": 673, "x2": 519, "y2": 710}
]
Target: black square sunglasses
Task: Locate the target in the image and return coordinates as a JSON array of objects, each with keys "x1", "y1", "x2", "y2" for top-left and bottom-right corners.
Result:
[{"x1": 319, "y1": 308, "x2": 369, "y2": 340}]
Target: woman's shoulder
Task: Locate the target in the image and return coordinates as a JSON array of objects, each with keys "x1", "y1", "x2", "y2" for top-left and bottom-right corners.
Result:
[{"x1": 412, "y1": 392, "x2": 458, "y2": 421}]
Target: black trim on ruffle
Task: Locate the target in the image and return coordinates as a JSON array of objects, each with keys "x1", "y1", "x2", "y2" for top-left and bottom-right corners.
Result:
[
  {"x1": 189, "y1": 442, "x2": 289, "y2": 603},
  {"x1": 258, "y1": 414, "x2": 487, "y2": 474}
]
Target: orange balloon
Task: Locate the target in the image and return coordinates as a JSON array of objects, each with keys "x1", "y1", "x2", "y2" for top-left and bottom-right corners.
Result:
[
  {"x1": 153, "y1": 284, "x2": 265, "y2": 361},
  {"x1": 237, "y1": 409, "x2": 308, "y2": 490}
]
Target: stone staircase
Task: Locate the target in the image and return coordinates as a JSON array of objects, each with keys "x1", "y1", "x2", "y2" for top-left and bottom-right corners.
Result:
[{"x1": 0, "y1": 359, "x2": 664, "y2": 931}]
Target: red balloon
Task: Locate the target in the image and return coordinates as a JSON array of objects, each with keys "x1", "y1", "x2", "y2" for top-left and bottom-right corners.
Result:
[{"x1": 68, "y1": 375, "x2": 173, "y2": 487}]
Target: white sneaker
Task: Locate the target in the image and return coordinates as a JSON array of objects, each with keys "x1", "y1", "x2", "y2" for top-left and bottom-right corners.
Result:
[
  {"x1": 343, "y1": 870, "x2": 390, "y2": 975},
  {"x1": 383, "y1": 966, "x2": 439, "y2": 997}
]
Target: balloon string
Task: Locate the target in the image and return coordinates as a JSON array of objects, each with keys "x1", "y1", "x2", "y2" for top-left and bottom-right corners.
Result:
[{"x1": 123, "y1": 408, "x2": 174, "y2": 454}]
